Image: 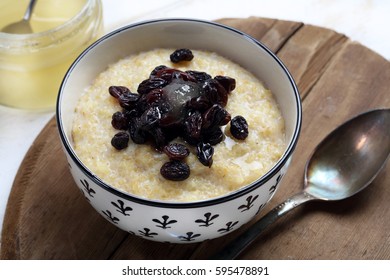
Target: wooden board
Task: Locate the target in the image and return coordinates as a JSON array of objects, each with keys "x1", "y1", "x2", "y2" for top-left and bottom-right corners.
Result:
[{"x1": 1, "y1": 17, "x2": 390, "y2": 260}]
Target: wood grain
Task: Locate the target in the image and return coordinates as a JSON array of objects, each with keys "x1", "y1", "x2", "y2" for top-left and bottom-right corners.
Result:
[{"x1": 1, "y1": 17, "x2": 389, "y2": 260}]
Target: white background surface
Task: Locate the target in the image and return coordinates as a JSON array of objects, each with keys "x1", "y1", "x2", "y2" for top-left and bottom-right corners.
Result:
[{"x1": 1, "y1": 0, "x2": 389, "y2": 241}]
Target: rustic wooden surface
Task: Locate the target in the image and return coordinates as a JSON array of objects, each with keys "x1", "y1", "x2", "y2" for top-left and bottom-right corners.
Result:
[{"x1": 1, "y1": 17, "x2": 390, "y2": 260}]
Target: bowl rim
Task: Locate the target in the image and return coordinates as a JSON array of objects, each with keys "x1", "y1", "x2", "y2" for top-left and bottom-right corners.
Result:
[{"x1": 56, "y1": 18, "x2": 302, "y2": 209}]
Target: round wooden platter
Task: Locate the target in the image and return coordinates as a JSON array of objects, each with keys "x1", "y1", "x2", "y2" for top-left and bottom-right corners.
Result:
[{"x1": 1, "y1": 17, "x2": 390, "y2": 260}]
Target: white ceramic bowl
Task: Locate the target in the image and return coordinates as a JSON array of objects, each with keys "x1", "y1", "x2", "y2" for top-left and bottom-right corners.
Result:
[{"x1": 56, "y1": 19, "x2": 302, "y2": 243}]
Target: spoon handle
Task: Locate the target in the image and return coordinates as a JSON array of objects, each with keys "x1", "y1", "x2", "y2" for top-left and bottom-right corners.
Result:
[
  {"x1": 23, "y1": 0, "x2": 38, "y2": 21},
  {"x1": 211, "y1": 191, "x2": 316, "y2": 259}
]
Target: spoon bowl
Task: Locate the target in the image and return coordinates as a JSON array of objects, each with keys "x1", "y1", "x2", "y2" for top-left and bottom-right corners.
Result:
[
  {"x1": 1, "y1": 0, "x2": 37, "y2": 34},
  {"x1": 213, "y1": 108, "x2": 390, "y2": 259},
  {"x1": 305, "y1": 109, "x2": 390, "y2": 201}
]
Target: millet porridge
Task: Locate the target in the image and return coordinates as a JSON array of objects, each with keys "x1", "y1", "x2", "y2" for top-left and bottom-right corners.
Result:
[{"x1": 72, "y1": 49, "x2": 286, "y2": 202}]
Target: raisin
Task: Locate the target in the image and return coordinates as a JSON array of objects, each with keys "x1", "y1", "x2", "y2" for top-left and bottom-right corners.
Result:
[
  {"x1": 154, "y1": 67, "x2": 177, "y2": 82},
  {"x1": 204, "y1": 127, "x2": 224, "y2": 145},
  {"x1": 118, "y1": 93, "x2": 139, "y2": 110},
  {"x1": 160, "y1": 160, "x2": 190, "y2": 181},
  {"x1": 137, "y1": 78, "x2": 167, "y2": 95},
  {"x1": 172, "y1": 71, "x2": 197, "y2": 82},
  {"x1": 163, "y1": 143, "x2": 190, "y2": 160},
  {"x1": 214, "y1": 76, "x2": 236, "y2": 92},
  {"x1": 139, "y1": 106, "x2": 161, "y2": 131},
  {"x1": 133, "y1": 94, "x2": 149, "y2": 114},
  {"x1": 201, "y1": 79, "x2": 218, "y2": 99},
  {"x1": 184, "y1": 111, "x2": 203, "y2": 143},
  {"x1": 108, "y1": 86, "x2": 131, "y2": 99},
  {"x1": 111, "y1": 132, "x2": 129, "y2": 150},
  {"x1": 186, "y1": 95, "x2": 210, "y2": 111},
  {"x1": 111, "y1": 111, "x2": 129, "y2": 130},
  {"x1": 185, "y1": 70, "x2": 212, "y2": 82},
  {"x1": 170, "y1": 49, "x2": 194, "y2": 63},
  {"x1": 202, "y1": 104, "x2": 231, "y2": 129},
  {"x1": 149, "y1": 127, "x2": 166, "y2": 150},
  {"x1": 123, "y1": 109, "x2": 139, "y2": 120},
  {"x1": 160, "y1": 69, "x2": 178, "y2": 82},
  {"x1": 230, "y1": 116, "x2": 249, "y2": 140},
  {"x1": 150, "y1": 65, "x2": 168, "y2": 78},
  {"x1": 196, "y1": 142, "x2": 214, "y2": 167},
  {"x1": 144, "y1": 88, "x2": 164, "y2": 105},
  {"x1": 201, "y1": 79, "x2": 228, "y2": 107},
  {"x1": 129, "y1": 118, "x2": 147, "y2": 144},
  {"x1": 157, "y1": 100, "x2": 171, "y2": 116}
]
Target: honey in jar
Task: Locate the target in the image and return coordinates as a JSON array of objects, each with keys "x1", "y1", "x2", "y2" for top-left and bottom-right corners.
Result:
[{"x1": 0, "y1": 0, "x2": 103, "y2": 110}]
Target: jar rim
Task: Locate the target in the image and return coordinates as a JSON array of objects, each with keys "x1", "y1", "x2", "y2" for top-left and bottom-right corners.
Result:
[{"x1": 0, "y1": 0, "x2": 95, "y2": 40}]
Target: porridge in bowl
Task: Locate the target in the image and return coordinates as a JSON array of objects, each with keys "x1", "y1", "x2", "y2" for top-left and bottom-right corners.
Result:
[{"x1": 71, "y1": 48, "x2": 286, "y2": 202}]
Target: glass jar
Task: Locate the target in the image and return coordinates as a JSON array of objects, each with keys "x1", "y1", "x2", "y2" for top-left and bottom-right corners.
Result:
[{"x1": 0, "y1": 0, "x2": 103, "y2": 110}]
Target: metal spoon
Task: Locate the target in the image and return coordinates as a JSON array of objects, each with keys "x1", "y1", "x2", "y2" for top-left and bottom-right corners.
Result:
[
  {"x1": 1, "y1": 0, "x2": 38, "y2": 34},
  {"x1": 212, "y1": 108, "x2": 390, "y2": 259}
]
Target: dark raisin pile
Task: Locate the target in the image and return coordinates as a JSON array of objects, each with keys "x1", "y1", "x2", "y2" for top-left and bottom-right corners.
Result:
[{"x1": 109, "y1": 49, "x2": 249, "y2": 181}]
